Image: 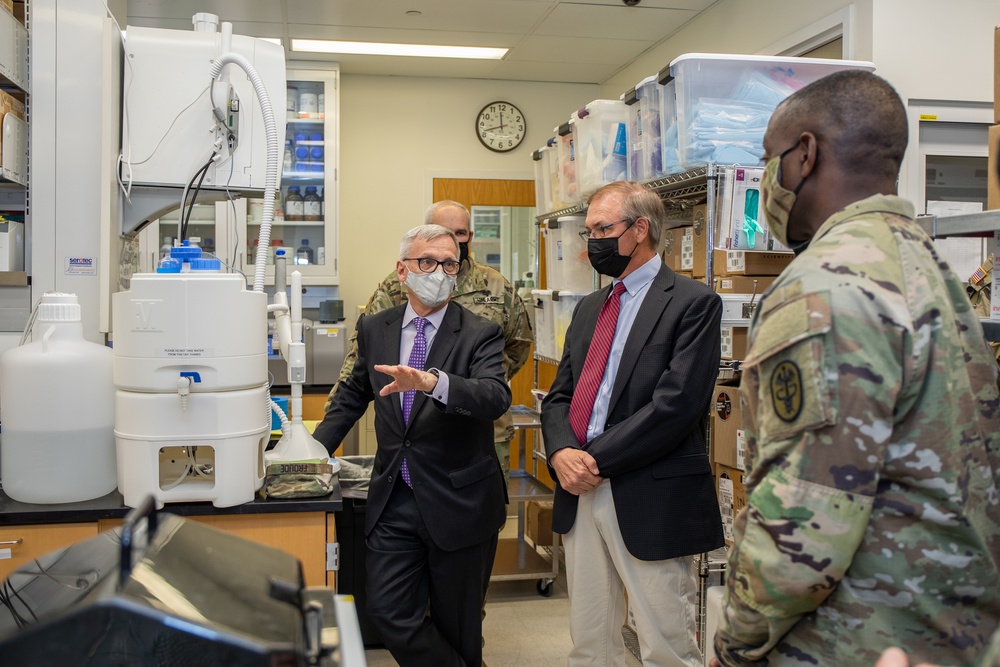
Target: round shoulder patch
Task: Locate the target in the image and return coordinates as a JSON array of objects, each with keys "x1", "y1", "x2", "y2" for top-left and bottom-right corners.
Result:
[{"x1": 770, "y1": 360, "x2": 803, "y2": 422}]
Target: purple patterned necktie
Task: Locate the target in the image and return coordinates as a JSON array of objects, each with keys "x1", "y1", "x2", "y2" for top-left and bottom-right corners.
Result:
[{"x1": 400, "y1": 317, "x2": 428, "y2": 487}]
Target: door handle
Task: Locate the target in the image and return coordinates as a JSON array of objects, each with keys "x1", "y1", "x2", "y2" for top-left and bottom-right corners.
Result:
[{"x1": 0, "y1": 538, "x2": 23, "y2": 546}]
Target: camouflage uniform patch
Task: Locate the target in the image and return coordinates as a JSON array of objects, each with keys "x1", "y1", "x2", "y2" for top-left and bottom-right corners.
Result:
[
  {"x1": 260, "y1": 461, "x2": 336, "y2": 498},
  {"x1": 326, "y1": 257, "x2": 532, "y2": 477},
  {"x1": 715, "y1": 195, "x2": 1000, "y2": 666}
]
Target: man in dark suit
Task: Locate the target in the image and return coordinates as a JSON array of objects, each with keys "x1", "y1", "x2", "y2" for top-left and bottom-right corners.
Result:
[
  {"x1": 314, "y1": 224, "x2": 511, "y2": 667},
  {"x1": 542, "y1": 181, "x2": 724, "y2": 666}
]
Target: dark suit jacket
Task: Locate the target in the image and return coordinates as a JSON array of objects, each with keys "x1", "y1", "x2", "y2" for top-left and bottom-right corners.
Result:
[
  {"x1": 314, "y1": 302, "x2": 511, "y2": 552},
  {"x1": 541, "y1": 262, "x2": 725, "y2": 561}
]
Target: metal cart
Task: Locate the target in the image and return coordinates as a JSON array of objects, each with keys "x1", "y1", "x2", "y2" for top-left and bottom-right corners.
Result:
[{"x1": 489, "y1": 406, "x2": 561, "y2": 596}]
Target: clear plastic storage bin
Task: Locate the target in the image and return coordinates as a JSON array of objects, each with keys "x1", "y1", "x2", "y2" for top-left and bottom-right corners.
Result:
[
  {"x1": 623, "y1": 76, "x2": 664, "y2": 183},
  {"x1": 544, "y1": 217, "x2": 592, "y2": 292},
  {"x1": 552, "y1": 291, "x2": 589, "y2": 358},
  {"x1": 573, "y1": 100, "x2": 628, "y2": 198},
  {"x1": 669, "y1": 54, "x2": 874, "y2": 168},
  {"x1": 533, "y1": 144, "x2": 555, "y2": 215},
  {"x1": 547, "y1": 134, "x2": 566, "y2": 211},
  {"x1": 658, "y1": 71, "x2": 680, "y2": 175},
  {"x1": 531, "y1": 289, "x2": 557, "y2": 361},
  {"x1": 556, "y1": 120, "x2": 580, "y2": 207}
]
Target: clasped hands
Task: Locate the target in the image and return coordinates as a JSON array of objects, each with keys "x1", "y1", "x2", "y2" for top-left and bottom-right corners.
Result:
[
  {"x1": 550, "y1": 447, "x2": 601, "y2": 495},
  {"x1": 374, "y1": 364, "x2": 438, "y2": 396}
]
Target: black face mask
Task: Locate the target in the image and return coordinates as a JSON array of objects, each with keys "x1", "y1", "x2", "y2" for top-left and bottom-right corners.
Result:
[
  {"x1": 458, "y1": 241, "x2": 469, "y2": 266},
  {"x1": 587, "y1": 223, "x2": 637, "y2": 277}
]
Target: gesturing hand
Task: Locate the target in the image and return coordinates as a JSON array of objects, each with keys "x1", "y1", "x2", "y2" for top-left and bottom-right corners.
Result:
[
  {"x1": 374, "y1": 364, "x2": 438, "y2": 396},
  {"x1": 549, "y1": 448, "x2": 601, "y2": 495}
]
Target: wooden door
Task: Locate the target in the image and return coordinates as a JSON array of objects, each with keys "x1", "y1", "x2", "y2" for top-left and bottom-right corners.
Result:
[{"x1": 432, "y1": 178, "x2": 536, "y2": 409}]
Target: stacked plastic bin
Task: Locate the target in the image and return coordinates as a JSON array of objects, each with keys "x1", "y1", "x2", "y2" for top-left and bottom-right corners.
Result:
[
  {"x1": 573, "y1": 100, "x2": 628, "y2": 198},
  {"x1": 532, "y1": 216, "x2": 592, "y2": 361},
  {"x1": 622, "y1": 76, "x2": 665, "y2": 183},
  {"x1": 669, "y1": 54, "x2": 874, "y2": 168}
]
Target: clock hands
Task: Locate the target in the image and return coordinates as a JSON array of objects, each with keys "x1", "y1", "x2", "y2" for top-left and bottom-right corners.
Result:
[{"x1": 483, "y1": 123, "x2": 507, "y2": 132}]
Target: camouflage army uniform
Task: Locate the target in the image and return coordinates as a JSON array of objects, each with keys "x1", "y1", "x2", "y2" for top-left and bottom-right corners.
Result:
[
  {"x1": 715, "y1": 195, "x2": 1000, "y2": 665},
  {"x1": 327, "y1": 257, "x2": 533, "y2": 481}
]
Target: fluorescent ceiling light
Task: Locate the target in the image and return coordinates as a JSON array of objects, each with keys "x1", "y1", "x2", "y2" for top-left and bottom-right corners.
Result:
[{"x1": 292, "y1": 39, "x2": 507, "y2": 60}]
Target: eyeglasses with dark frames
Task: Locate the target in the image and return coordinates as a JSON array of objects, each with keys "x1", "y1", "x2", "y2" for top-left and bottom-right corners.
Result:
[{"x1": 403, "y1": 257, "x2": 461, "y2": 275}]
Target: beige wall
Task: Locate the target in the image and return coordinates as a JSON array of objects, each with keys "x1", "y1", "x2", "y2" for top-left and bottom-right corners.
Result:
[{"x1": 337, "y1": 74, "x2": 599, "y2": 322}]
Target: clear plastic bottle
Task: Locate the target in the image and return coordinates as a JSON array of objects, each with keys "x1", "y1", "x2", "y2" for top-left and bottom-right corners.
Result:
[
  {"x1": 0, "y1": 293, "x2": 117, "y2": 503},
  {"x1": 285, "y1": 185, "x2": 304, "y2": 221},
  {"x1": 283, "y1": 139, "x2": 293, "y2": 172},
  {"x1": 295, "y1": 239, "x2": 315, "y2": 265},
  {"x1": 303, "y1": 186, "x2": 322, "y2": 221}
]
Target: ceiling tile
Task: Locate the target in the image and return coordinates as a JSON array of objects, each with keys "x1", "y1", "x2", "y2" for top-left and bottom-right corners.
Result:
[
  {"x1": 286, "y1": 0, "x2": 551, "y2": 35},
  {"x1": 535, "y1": 4, "x2": 696, "y2": 41},
  {"x1": 507, "y1": 35, "x2": 651, "y2": 65},
  {"x1": 127, "y1": 0, "x2": 284, "y2": 23}
]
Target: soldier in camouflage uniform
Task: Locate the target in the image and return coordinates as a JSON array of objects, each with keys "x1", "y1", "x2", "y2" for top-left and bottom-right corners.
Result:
[
  {"x1": 327, "y1": 200, "x2": 533, "y2": 484},
  {"x1": 712, "y1": 71, "x2": 1000, "y2": 666}
]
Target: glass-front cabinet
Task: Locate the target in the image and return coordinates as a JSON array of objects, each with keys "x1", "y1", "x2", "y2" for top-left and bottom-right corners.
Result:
[{"x1": 245, "y1": 67, "x2": 339, "y2": 284}]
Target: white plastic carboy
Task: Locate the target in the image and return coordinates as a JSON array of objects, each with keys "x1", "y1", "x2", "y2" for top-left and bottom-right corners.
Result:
[{"x1": 0, "y1": 292, "x2": 117, "y2": 503}]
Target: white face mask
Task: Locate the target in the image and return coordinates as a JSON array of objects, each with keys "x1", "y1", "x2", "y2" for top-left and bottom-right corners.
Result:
[{"x1": 404, "y1": 269, "x2": 455, "y2": 309}]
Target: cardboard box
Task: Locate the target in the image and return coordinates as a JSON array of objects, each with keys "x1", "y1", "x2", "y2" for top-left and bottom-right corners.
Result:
[
  {"x1": 715, "y1": 463, "x2": 747, "y2": 547},
  {"x1": 720, "y1": 325, "x2": 749, "y2": 361},
  {"x1": 714, "y1": 274, "x2": 775, "y2": 295},
  {"x1": 711, "y1": 385, "x2": 745, "y2": 469},
  {"x1": 661, "y1": 227, "x2": 682, "y2": 271},
  {"x1": 0, "y1": 0, "x2": 12, "y2": 17},
  {"x1": 526, "y1": 500, "x2": 554, "y2": 547},
  {"x1": 714, "y1": 249, "x2": 793, "y2": 276},
  {"x1": 989, "y1": 124, "x2": 1000, "y2": 210},
  {"x1": 680, "y1": 204, "x2": 708, "y2": 278}
]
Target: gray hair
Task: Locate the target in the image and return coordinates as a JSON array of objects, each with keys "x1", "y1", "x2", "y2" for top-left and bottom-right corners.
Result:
[
  {"x1": 399, "y1": 224, "x2": 459, "y2": 260},
  {"x1": 424, "y1": 200, "x2": 470, "y2": 226},
  {"x1": 588, "y1": 181, "x2": 665, "y2": 248}
]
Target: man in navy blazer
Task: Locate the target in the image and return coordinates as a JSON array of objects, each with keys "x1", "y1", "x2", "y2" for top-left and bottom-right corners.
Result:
[
  {"x1": 542, "y1": 181, "x2": 724, "y2": 666},
  {"x1": 314, "y1": 224, "x2": 510, "y2": 667}
]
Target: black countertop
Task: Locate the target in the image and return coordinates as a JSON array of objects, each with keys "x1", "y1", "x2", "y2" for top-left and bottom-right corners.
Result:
[{"x1": 0, "y1": 485, "x2": 343, "y2": 525}]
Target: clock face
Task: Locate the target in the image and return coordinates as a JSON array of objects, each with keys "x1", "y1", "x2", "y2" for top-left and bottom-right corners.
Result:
[{"x1": 476, "y1": 101, "x2": 526, "y2": 153}]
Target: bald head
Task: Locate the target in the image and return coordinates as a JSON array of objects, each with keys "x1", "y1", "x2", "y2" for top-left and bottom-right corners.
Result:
[{"x1": 771, "y1": 70, "x2": 907, "y2": 181}]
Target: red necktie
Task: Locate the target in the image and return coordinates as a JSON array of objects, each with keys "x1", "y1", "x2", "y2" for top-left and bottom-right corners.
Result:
[{"x1": 568, "y1": 282, "x2": 627, "y2": 446}]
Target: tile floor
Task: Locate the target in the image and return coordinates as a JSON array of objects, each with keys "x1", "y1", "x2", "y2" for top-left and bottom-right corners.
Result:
[
  {"x1": 362, "y1": 574, "x2": 573, "y2": 667},
  {"x1": 361, "y1": 570, "x2": 645, "y2": 666}
]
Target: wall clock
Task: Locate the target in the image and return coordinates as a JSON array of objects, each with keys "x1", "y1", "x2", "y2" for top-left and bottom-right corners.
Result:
[{"x1": 475, "y1": 101, "x2": 526, "y2": 153}]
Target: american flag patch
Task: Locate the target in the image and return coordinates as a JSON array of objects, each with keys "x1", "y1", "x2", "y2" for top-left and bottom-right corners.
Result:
[{"x1": 970, "y1": 265, "x2": 988, "y2": 285}]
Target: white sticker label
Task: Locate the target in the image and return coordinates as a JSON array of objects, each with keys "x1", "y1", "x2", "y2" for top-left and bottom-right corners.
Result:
[
  {"x1": 681, "y1": 228, "x2": 694, "y2": 270},
  {"x1": 718, "y1": 476, "x2": 735, "y2": 542},
  {"x1": 720, "y1": 326, "x2": 733, "y2": 359},
  {"x1": 736, "y1": 429, "x2": 746, "y2": 471},
  {"x1": 0, "y1": 548, "x2": 11, "y2": 560},
  {"x1": 65, "y1": 256, "x2": 97, "y2": 276}
]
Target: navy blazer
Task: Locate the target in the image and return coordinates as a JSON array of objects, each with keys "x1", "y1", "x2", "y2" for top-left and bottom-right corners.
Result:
[
  {"x1": 541, "y1": 262, "x2": 725, "y2": 561},
  {"x1": 314, "y1": 301, "x2": 511, "y2": 551}
]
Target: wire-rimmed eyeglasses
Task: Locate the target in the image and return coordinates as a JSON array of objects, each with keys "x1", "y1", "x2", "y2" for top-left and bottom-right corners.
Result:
[{"x1": 578, "y1": 218, "x2": 633, "y2": 241}]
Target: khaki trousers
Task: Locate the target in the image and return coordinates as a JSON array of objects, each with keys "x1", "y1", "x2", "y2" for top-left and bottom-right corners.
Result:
[{"x1": 564, "y1": 479, "x2": 701, "y2": 667}]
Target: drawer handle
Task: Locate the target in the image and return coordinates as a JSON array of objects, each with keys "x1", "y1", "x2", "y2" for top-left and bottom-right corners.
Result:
[{"x1": 0, "y1": 538, "x2": 23, "y2": 546}]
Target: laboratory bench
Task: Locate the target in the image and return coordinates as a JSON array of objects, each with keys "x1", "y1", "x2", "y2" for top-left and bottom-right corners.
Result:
[{"x1": 0, "y1": 486, "x2": 342, "y2": 588}]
